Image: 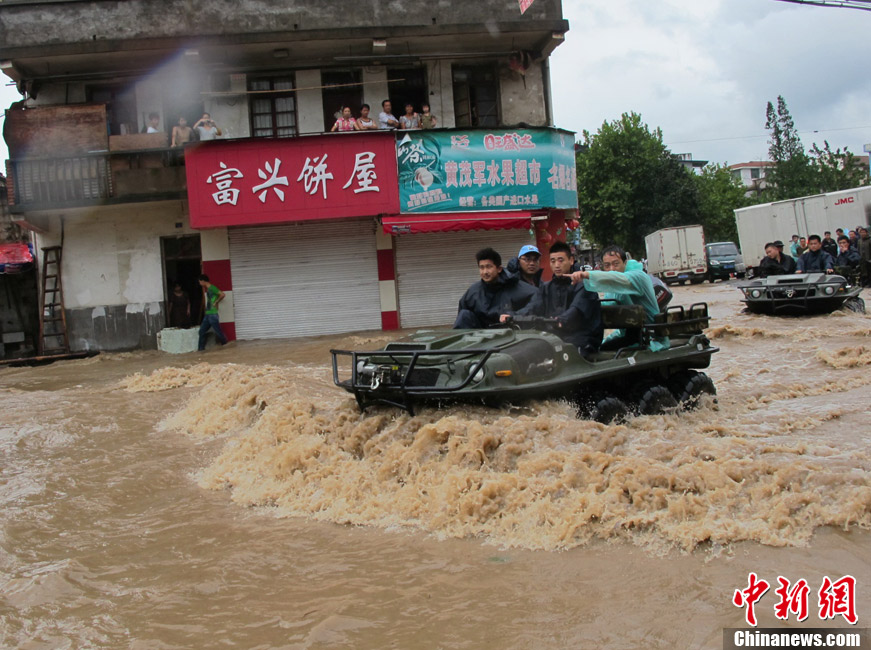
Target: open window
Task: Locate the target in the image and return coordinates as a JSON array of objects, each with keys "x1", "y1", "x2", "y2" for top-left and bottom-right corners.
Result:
[
  {"x1": 452, "y1": 65, "x2": 500, "y2": 127},
  {"x1": 321, "y1": 70, "x2": 363, "y2": 131}
]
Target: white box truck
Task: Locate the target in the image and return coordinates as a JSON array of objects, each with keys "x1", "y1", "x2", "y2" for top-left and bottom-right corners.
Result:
[
  {"x1": 644, "y1": 225, "x2": 707, "y2": 285},
  {"x1": 735, "y1": 186, "x2": 871, "y2": 272}
]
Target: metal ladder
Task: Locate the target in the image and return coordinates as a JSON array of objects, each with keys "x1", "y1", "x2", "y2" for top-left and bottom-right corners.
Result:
[{"x1": 38, "y1": 246, "x2": 70, "y2": 355}]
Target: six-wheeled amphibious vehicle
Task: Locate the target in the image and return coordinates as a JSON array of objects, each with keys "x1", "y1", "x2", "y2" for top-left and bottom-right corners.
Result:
[
  {"x1": 331, "y1": 303, "x2": 718, "y2": 423},
  {"x1": 737, "y1": 272, "x2": 865, "y2": 315}
]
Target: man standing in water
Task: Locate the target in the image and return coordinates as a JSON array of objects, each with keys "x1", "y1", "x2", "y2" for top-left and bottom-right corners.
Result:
[
  {"x1": 454, "y1": 248, "x2": 536, "y2": 328},
  {"x1": 570, "y1": 245, "x2": 667, "y2": 351},
  {"x1": 198, "y1": 274, "x2": 228, "y2": 351}
]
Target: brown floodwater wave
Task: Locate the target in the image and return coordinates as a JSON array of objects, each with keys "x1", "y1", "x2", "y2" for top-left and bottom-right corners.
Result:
[
  {"x1": 2, "y1": 282, "x2": 870, "y2": 649},
  {"x1": 124, "y1": 338, "x2": 871, "y2": 553}
]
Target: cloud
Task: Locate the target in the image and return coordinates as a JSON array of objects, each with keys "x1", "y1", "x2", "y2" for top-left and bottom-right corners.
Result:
[{"x1": 553, "y1": 0, "x2": 871, "y2": 165}]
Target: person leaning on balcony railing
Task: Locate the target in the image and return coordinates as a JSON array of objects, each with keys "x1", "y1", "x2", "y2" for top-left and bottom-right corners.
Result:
[
  {"x1": 356, "y1": 104, "x2": 378, "y2": 130},
  {"x1": 172, "y1": 117, "x2": 193, "y2": 147},
  {"x1": 378, "y1": 100, "x2": 399, "y2": 130},
  {"x1": 194, "y1": 113, "x2": 222, "y2": 141},
  {"x1": 330, "y1": 106, "x2": 357, "y2": 132},
  {"x1": 142, "y1": 112, "x2": 161, "y2": 134}
]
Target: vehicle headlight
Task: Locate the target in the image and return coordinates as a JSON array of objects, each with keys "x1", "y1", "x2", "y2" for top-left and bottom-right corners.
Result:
[
  {"x1": 823, "y1": 285, "x2": 835, "y2": 295},
  {"x1": 750, "y1": 289, "x2": 762, "y2": 299},
  {"x1": 710, "y1": 260, "x2": 720, "y2": 266},
  {"x1": 472, "y1": 367, "x2": 485, "y2": 383}
]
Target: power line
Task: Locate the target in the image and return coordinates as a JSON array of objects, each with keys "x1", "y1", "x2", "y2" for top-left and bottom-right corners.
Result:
[
  {"x1": 667, "y1": 125, "x2": 871, "y2": 146},
  {"x1": 773, "y1": 0, "x2": 871, "y2": 10}
]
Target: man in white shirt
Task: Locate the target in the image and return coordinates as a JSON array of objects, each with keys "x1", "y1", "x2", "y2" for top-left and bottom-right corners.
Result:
[{"x1": 378, "y1": 100, "x2": 399, "y2": 130}]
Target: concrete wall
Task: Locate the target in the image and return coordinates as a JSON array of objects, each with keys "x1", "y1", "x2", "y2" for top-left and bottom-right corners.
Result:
[
  {"x1": 205, "y1": 73, "x2": 250, "y2": 140},
  {"x1": 36, "y1": 200, "x2": 195, "y2": 351},
  {"x1": 296, "y1": 69, "x2": 324, "y2": 135},
  {"x1": 361, "y1": 67, "x2": 388, "y2": 117},
  {"x1": 0, "y1": 0, "x2": 564, "y2": 49},
  {"x1": 500, "y1": 60, "x2": 547, "y2": 126},
  {"x1": 427, "y1": 60, "x2": 455, "y2": 129}
]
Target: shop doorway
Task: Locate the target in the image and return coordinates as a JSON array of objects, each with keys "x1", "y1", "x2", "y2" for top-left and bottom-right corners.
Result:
[{"x1": 161, "y1": 235, "x2": 202, "y2": 328}]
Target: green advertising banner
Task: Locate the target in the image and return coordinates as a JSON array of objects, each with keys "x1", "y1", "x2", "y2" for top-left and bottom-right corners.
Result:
[{"x1": 396, "y1": 128, "x2": 578, "y2": 213}]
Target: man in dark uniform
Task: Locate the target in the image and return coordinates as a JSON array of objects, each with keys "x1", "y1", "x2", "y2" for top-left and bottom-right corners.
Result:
[
  {"x1": 821, "y1": 231, "x2": 838, "y2": 258},
  {"x1": 504, "y1": 241, "x2": 603, "y2": 359},
  {"x1": 758, "y1": 241, "x2": 796, "y2": 277},
  {"x1": 835, "y1": 236, "x2": 861, "y2": 275},
  {"x1": 797, "y1": 234, "x2": 834, "y2": 274},
  {"x1": 505, "y1": 244, "x2": 545, "y2": 287},
  {"x1": 454, "y1": 247, "x2": 537, "y2": 328}
]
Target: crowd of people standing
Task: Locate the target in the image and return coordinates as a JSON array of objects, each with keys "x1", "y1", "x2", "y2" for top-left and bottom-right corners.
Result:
[
  {"x1": 331, "y1": 100, "x2": 437, "y2": 132},
  {"x1": 759, "y1": 227, "x2": 871, "y2": 286}
]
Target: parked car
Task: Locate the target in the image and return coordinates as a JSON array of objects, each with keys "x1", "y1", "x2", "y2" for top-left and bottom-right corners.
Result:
[{"x1": 705, "y1": 241, "x2": 745, "y2": 282}]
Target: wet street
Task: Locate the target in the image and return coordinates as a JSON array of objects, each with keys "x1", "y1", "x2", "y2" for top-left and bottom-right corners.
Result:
[{"x1": 1, "y1": 281, "x2": 869, "y2": 649}]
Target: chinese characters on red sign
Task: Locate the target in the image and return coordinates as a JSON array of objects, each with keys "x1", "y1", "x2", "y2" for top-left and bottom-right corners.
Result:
[
  {"x1": 733, "y1": 573, "x2": 857, "y2": 627},
  {"x1": 185, "y1": 132, "x2": 399, "y2": 228}
]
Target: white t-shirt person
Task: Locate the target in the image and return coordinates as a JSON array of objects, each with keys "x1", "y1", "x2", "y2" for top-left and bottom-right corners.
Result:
[{"x1": 194, "y1": 114, "x2": 222, "y2": 141}]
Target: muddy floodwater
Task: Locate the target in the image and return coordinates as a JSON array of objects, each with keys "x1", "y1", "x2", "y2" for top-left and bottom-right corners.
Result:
[{"x1": 1, "y1": 281, "x2": 869, "y2": 649}]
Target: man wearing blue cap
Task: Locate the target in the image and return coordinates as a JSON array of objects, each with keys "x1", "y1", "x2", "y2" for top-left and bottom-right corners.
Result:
[
  {"x1": 516, "y1": 244, "x2": 544, "y2": 287},
  {"x1": 505, "y1": 244, "x2": 544, "y2": 287}
]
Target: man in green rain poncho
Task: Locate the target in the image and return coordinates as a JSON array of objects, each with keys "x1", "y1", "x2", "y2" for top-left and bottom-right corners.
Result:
[{"x1": 570, "y1": 245, "x2": 669, "y2": 352}]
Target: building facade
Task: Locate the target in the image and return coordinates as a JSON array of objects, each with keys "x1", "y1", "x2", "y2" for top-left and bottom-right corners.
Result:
[
  {"x1": 1, "y1": 0, "x2": 572, "y2": 351},
  {"x1": 728, "y1": 161, "x2": 772, "y2": 198}
]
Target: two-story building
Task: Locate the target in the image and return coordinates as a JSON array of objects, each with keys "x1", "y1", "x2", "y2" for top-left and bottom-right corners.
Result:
[{"x1": 1, "y1": 0, "x2": 574, "y2": 351}]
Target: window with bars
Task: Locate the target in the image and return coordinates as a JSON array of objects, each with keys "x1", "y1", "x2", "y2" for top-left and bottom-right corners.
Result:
[{"x1": 248, "y1": 76, "x2": 297, "y2": 138}]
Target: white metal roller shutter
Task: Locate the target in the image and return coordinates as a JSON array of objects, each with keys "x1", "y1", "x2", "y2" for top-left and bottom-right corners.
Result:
[
  {"x1": 395, "y1": 229, "x2": 534, "y2": 328},
  {"x1": 229, "y1": 220, "x2": 381, "y2": 339}
]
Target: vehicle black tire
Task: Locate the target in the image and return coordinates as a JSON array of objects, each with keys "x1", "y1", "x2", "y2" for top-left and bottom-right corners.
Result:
[
  {"x1": 737, "y1": 272, "x2": 746, "y2": 280},
  {"x1": 631, "y1": 383, "x2": 678, "y2": 415},
  {"x1": 844, "y1": 297, "x2": 866, "y2": 314},
  {"x1": 589, "y1": 395, "x2": 630, "y2": 424},
  {"x1": 667, "y1": 370, "x2": 717, "y2": 410},
  {"x1": 690, "y1": 276, "x2": 705, "y2": 285}
]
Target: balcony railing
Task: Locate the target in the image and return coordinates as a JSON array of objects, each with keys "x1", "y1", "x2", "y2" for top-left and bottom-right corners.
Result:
[
  {"x1": 12, "y1": 155, "x2": 111, "y2": 204},
  {"x1": 8, "y1": 148, "x2": 187, "y2": 210}
]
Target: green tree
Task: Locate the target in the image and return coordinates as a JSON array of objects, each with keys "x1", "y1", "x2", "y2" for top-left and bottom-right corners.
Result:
[
  {"x1": 575, "y1": 112, "x2": 700, "y2": 254},
  {"x1": 810, "y1": 140, "x2": 868, "y2": 191},
  {"x1": 693, "y1": 164, "x2": 746, "y2": 243},
  {"x1": 763, "y1": 96, "x2": 817, "y2": 199}
]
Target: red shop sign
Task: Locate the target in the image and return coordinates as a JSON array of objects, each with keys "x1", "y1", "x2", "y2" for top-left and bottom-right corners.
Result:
[{"x1": 184, "y1": 132, "x2": 400, "y2": 228}]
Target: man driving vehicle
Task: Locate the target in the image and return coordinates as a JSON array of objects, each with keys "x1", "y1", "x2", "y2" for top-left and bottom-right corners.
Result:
[
  {"x1": 501, "y1": 242, "x2": 603, "y2": 359},
  {"x1": 570, "y1": 245, "x2": 667, "y2": 351}
]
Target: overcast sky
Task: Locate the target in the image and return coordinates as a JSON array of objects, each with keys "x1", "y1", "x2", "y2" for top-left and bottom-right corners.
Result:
[
  {"x1": 1, "y1": 0, "x2": 870, "y2": 167},
  {"x1": 551, "y1": 0, "x2": 871, "y2": 166}
]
